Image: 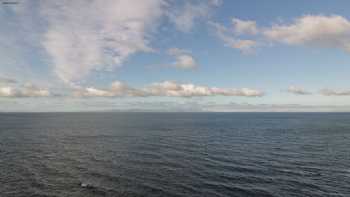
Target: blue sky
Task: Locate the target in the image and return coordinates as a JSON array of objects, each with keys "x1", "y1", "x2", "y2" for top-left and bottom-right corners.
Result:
[{"x1": 1, "y1": 0, "x2": 350, "y2": 112}]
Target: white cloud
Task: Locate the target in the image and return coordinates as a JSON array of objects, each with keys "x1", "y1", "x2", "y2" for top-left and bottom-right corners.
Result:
[
  {"x1": 232, "y1": 18, "x2": 258, "y2": 35},
  {"x1": 145, "y1": 81, "x2": 264, "y2": 97},
  {"x1": 173, "y1": 55, "x2": 197, "y2": 69},
  {"x1": 212, "y1": 15, "x2": 350, "y2": 54},
  {"x1": 0, "y1": 87, "x2": 14, "y2": 97},
  {"x1": 73, "y1": 80, "x2": 264, "y2": 98},
  {"x1": 287, "y1": 86, "x2": 312, "y2": 95},
  {"x1": 75, "y1": 84, "x2": 350, "y2": 98},
  {"x1": 20, "y1": 84, "x2": 51, "y2": 97},
  {"x1": 146, "y1": 81, "x2": 211, "y2": 97},
  {"x1": 231, "y1": 40, "x2": 257, "y2": 52},
  {"x1": 168, "y1": 0, "x2": 221, "y2": 32},
  {"x1": 73, "y1": 81, "x2": 147, "y2": 97},
  {"x1": 263, "y1": 15, "x2": 350, "y2": 52},
  {"x1": 41, "y1": 0, "x2": 165, "y2": 84},
  {"x1": 167, "y1": 48, "x2": 198, "y2": 69},
  {"x1": 320, "y1": 89, "x2": 350, "y2": 96},
  {"x1": 77, "y1": 87, "x2": 114, "y2": 97},
  {"x1": 0, "y1": 83, "x2": 50, "y2": 97},
  {"x1": 209, "y1": 21, "x2": 257, "y2": 52}
]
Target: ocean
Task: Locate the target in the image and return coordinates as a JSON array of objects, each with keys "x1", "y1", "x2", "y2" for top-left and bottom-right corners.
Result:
[{"x1": 0, "y1": 112, "x2": 349, "y2": 197}]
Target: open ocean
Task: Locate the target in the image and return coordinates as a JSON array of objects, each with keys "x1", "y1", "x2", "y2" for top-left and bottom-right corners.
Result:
[{"x1": 0, "y1": 112, "x2": 349, "y2": 197}]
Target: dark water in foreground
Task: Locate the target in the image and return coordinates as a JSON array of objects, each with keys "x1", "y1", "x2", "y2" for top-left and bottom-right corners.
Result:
[{"x1": 0, "y1": 113, "x2": 350, "y2": 197}]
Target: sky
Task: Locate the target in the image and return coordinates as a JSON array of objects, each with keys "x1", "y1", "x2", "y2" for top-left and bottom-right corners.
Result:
[{"x1": 1, "y1": 0, "x2": 350, "y2": 112}]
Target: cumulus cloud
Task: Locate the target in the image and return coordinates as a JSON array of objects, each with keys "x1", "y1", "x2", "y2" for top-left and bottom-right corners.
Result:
[
  {"x1": 263, "y1": 15, "x2": 350, "y2": 52},
  {"x1": 209, "y1": 21, "x2": 257, "y2": 52},
  {"x1": 0, "y1": 83, "x2": 50, "y2": 97},
  {"x1": 145, "y1": 81, "x2": 263, "y2": 97},
  {"x1": 0, "y1": 87, "x2": 14, "y2": 97},
  {"x1": 41, "y1": 0, "x2": 165, "y2": 84},
  {"x1": 232, "y1": 18, "x2": 258, "y2": 35},
  {"x1": 287, "y1": 86, "x2": 312, "y2": 95},
  {"x1": 73, "y1": 80, "x2": 264, "y2": 98},
  {"x1": 212, "y1": 15, "x2": 350, "y2": 54},
  {"x1": 168, "y1": 0, "x2": 221, "y2": 32},
  {"x1": 167, "y1": 48, "x2": 198, "y2": 69},
  {"x1": 320, "y1": 89, "x2": 350, "y2": 96}
]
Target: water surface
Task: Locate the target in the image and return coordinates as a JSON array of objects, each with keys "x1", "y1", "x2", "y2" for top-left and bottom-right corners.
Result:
[{"x1": 0, "y1": 113, "x2": 349, "y2": 196}]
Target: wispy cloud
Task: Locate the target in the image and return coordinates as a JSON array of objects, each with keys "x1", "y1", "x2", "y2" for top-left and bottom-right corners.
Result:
[
  {"x1": 166, "y1": 48, "x2": 198, "y2": 69},
  {"x1": 287, "y1": 86, "x2": 312, "y2": 95},
  {"x1": 232, "y1": 18, "x2": 258, "y2": 35},
  {"x1": 0, "y1": 83, "x2": 50, "y2": 97},
  {"x1": 41, "y1": 0, "x2": 165, "y2": 84},
  {"x1": 168, "y1": 0, "x2": 221, "y2": 32},
  {"x1": 320, "y1": 89, "x2": 350, "y2": 96},
  {"x1": 209, "y1": 21, "x2": 257, "y2": 53},
  {"x1": 0, "y1": 76, "x2": 17, "y2": 84}
]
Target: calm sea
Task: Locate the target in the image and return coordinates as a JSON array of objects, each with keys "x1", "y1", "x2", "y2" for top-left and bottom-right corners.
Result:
[{"x1": 0, "y1": 113, "x2": 349, "y2": 197}]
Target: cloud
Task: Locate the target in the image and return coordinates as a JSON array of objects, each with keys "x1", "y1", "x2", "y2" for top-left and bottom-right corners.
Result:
[
  {"x1": 0, "y1": 83, "x2": 50, "y2": 97},
  {"x1": 2, "y1": 0, "x2": 222, "y2": 86},
  {"x1": 0, "y1": 87, "x2": 14, "y2": 97},
  {"x1": 320, "y1": 89, "x2": 350, "y2": 96},
  {"x1": 73, "y1": 80, "x2": 264, "y2": 98},
  {"x1": 167, "y1": 48, "x2": 198, "y2": 69},
  {"x1": 209, "y1": 21, "x2": 257, "y2": 52},
  {"x1": 41, "y1": 0, "x2": 165, "y2": 84},
  {"x1": 263, "y1": 15, "x2": 350, "y2": 52},
  {"x1": 0, "y1": 77, "x2": 17, "y2": 84},
  {"x1": 168, "y1": 0, "x2": 221, "y2": 32},
  {"x1": 145, "y1": 81, "x2": 264, "y2": 97},
  {"x1": 232, "y1": 18, "x2": 258, "y2": 35},
  {"x1": 73, "y1": 81, "x2": 147, "y2": 97},
  {"x1": 287, "y1": 86, "x2": 312, "y2": 95},
  {"x1": 212, "y1": 15, "x2": 350, "y2": 54}
]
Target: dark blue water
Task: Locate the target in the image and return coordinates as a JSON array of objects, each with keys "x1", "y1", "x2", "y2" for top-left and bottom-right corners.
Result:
[{"x1": 0, "y1": 113, "x2": 350, "y2": 197}]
